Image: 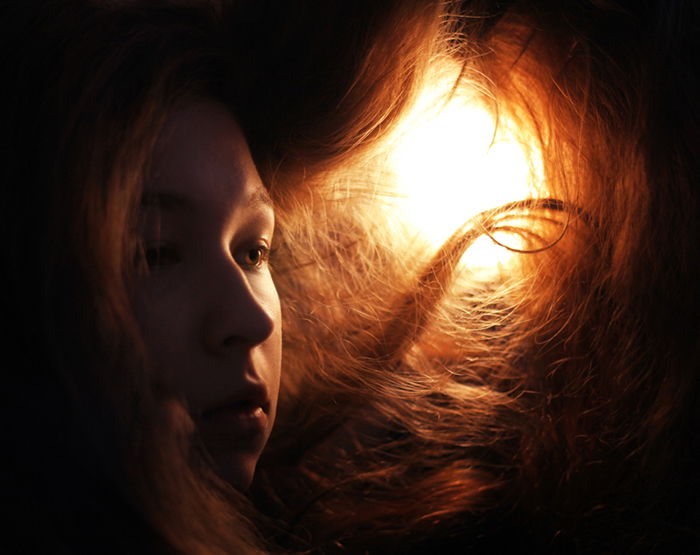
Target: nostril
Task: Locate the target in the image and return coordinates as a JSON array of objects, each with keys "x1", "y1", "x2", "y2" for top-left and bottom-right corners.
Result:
[{"x1": 222, "y1": 335, "x2": 244, "y2": 348}]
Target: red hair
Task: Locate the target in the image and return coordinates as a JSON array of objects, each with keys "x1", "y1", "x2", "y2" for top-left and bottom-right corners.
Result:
[{"x1": 252, "y1": 1, "x2": 700, "y2": 551}]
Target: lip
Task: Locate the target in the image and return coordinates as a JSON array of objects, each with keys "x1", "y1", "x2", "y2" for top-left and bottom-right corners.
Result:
[{"x1": 196, "y1": 386, "x2": 270, "y2": 453}]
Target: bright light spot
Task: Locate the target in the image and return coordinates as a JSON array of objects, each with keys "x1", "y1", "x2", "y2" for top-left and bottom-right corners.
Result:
[{"x1": 384, "y1": 62, "x2": 544, "y2": 274}]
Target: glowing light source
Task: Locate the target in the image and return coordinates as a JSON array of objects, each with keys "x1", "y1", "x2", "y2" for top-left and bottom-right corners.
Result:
[{"x1": 385, "y1": 63, "x2": 544, "y2": 273}]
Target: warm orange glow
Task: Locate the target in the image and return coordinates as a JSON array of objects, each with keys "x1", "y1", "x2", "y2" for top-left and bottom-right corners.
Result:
[{"x1": 385, "y1": 62, "x2": 544, "y2": 275}]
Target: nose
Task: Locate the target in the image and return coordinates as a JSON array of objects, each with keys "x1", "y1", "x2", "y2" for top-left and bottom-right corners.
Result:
[{"x1": 200, "y1": 260, "x2": 278, "y2": 355}]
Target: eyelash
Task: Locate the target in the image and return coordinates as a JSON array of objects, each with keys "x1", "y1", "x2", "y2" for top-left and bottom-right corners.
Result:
[
  {"x1": 142, "y1": 242, "x2": 181, "y2": 270},
  {"x1": 138, "y1": 242, "x2": 271, "y2": 271},
  {"x1": 239, "y1": 243, "x2": 271, "y2": 270}
]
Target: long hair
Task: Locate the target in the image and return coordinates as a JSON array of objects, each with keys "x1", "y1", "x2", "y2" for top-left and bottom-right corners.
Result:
[
  {"x1": 248, "y1": 0, "x2": 700, "y2": 552},
  {"x1": 1, "y1": 1, "x2": 265, "y2": 552},
  {"x1": 4, "y1": 0, "x2": 698, "y2": 552},
  {"x1": 1, "y1": 0, "x2": 448, "y2": 552}
]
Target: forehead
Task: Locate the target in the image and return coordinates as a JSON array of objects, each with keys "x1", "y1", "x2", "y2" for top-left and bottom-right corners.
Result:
[{"x1": 146, "y1": 100, "x2": 271, "y2": 210}]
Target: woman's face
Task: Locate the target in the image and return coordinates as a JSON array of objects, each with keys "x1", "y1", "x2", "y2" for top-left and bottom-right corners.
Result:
[{"x1": 133, "y1": 100, "x2": 281, "y2": 490}]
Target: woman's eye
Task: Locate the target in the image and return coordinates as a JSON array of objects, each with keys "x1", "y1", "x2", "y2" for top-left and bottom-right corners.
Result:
[
  {"x1": 143, "y1": 243, "x2": 181, "y2": 269},
  {"x1": 240, "y1": 244, "x2": 270, "y2": 269}
]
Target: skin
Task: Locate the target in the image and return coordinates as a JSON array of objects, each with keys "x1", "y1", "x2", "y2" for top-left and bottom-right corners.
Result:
[{"x1": 133, "y1": 100, "x2": 282, "y2": 489}]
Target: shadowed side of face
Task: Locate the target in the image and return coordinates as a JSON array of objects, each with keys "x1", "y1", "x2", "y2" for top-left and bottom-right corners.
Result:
[{"x1": 133, "y1": 100, "x2": 282, "y2": 490}]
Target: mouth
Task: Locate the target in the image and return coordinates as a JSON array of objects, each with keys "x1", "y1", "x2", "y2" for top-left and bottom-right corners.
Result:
[{"x1": 197, "y1": 392, "x2": 270, "y2": 453}]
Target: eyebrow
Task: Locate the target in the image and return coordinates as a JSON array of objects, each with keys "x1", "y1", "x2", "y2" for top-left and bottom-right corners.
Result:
[
  {"x1": 140, "y1": 187, "x2": 273, "y2": 210},
  {"x1": 141, "y1": 192, "x2": 193, "y2": 211},
  {"x1": 251, "y1": 187, "x2": 274, "y2": 208}
]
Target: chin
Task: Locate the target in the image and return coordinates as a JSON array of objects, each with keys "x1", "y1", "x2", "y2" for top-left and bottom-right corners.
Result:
[{"x1": 213, "y1": 451, "x2": 259, "y2": 490}]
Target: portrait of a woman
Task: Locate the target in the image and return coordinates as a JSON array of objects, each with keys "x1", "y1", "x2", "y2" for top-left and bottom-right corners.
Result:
[{"x1": 2, "y1": 0, "x2": 698, "y2": 553}]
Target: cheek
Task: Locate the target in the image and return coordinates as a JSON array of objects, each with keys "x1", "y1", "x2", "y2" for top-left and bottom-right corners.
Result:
[
  {"x1": 261, "y1": 280, "x2": 283, "y2": 409},
  {"x1": 265, "y1": 304, "x2": 283, "y2": 402},
  {"x1": 132, "y1": 280, "x2": 194, "y2": 387},
  {"x1": 270, "y1": 328, "x2": 283, "y2": 396}
]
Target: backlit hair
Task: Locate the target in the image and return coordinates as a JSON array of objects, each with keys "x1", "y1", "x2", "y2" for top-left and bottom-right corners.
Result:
[
  {"x1": 250, "y1": 1, "x2": 700, "y2": 551},
  {"x1": 3, "y1": 0, "x2": 698, "y2": 552}
]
